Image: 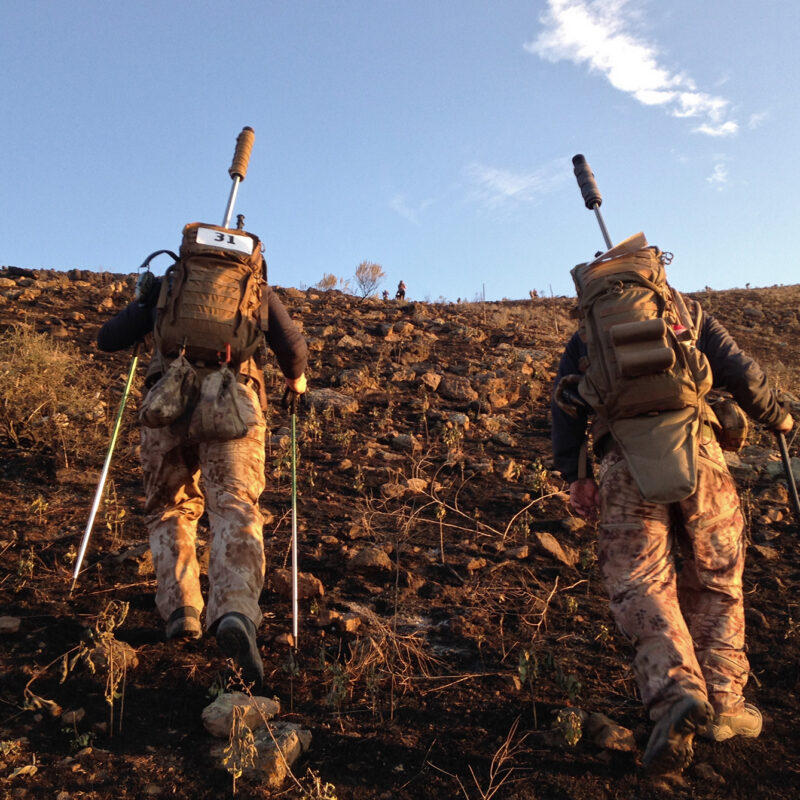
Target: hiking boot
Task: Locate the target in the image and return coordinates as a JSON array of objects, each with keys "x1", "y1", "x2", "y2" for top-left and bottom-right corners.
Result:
[
  {"x1": 706, "y1": 703, "x2": 762, "y2": 742},
  {"x1": 642, "y1": 695, "x2": 713, "y2": 775},
  {"x1": 165, "y1": 606, "x2": 202, "y2": 641},
  {"x1": 215, "y1": 612, "x2": 264, "y2": 690}
]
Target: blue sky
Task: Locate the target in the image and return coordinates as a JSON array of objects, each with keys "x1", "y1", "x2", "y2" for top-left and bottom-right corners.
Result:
[{"x1": 2, "y1": 1, "x2": 798, "y2": 301}]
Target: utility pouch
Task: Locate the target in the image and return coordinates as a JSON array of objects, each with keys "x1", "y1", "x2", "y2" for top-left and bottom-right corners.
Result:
[
  {"x1": 611, "y1": 318, "x2": 675, "y2": 377},
  {"x1": 708, "y1": 395, "x2": 749, "y2": 452},
  {"x1": 187, "y1": 365, "x2": 248, "y2": 442},
  {"x1": 139, "y1": 355, "x2": 199, "y2": 428}
]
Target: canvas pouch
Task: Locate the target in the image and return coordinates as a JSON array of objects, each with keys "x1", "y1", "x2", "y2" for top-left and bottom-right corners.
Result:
[
  {"x1": 708, "y1": 395, "x2": 749, "y2": 452},
  {"x1": 187, "y1": 365, "x2": 248, "y2": 442},
  {"x1": 139, "y1": 355, "x2": 199, "y2": 428}
]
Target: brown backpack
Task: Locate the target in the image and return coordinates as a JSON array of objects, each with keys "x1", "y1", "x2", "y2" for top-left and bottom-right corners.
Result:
[
  {"x1": 571, "y1": 233, "x2": 713, "y2": 502},
  {"x1": 571, "y1": 234, "x2": 712, "y2": 421},
  {"x1": 153, "y1": 222, "x2": 268, "y2": 366}
]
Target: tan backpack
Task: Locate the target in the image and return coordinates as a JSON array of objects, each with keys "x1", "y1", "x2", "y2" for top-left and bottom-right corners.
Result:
[
  {"x1": 153, "y1": 222, "x2": 268, "y2": 366},
  {"x1": 571, "y1": 233, "x2": 713, "y2": 502}
]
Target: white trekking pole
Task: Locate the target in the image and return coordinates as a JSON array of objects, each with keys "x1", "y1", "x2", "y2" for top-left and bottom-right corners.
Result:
[{"x1": 70, "y1": 344, "x2": 140, "y2": 594}]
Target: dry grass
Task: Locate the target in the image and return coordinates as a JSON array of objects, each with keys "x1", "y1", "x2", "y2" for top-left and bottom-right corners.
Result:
[{"x1": 0, "y1": 324, "x2": 109, "y2": 465}]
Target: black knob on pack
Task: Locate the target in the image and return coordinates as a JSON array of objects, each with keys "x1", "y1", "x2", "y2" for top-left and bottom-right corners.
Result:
[{"x1": 572, "y1": 154, "x2": 603, "y2": 210}]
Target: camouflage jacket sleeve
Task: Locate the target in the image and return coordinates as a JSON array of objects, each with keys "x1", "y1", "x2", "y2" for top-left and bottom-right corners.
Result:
[
  {"x1": 694, "y1": 299, "x2": 785, "y2": 427},
  {"x1": 96, "y1": 280, "x2": 159, "y2": 352},
  {"x1": 551, "y1": 331, "x2": 591, "y2": 484},
  {"x1": 264, "y1": 287, "x2": 308, "y2": 380}
]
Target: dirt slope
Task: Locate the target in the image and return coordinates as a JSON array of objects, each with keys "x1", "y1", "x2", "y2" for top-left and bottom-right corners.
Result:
[{"x1": 1, "y1": 267, "x2": 799, "y2": 799}]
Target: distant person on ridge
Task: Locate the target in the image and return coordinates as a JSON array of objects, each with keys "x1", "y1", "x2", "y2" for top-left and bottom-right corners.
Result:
[
  {"x1": 551, "y1": 235, "x2": 793, "y2": 776},
  {"x1": 97, "y1": 223, "x2": 307, "y2": 690},
  {"x1": 395, "y1": 280, "x2": 406, "y2": 301}
]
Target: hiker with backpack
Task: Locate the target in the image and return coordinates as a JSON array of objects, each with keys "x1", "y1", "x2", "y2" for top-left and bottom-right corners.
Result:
[
  {"x1": 395, "y1": 280, "x2": 406, "y2": 300},
  {"x1": 551, "y1": 236, "x2": 793, "y2": 775},
  {"x1": 97, "y1": 222, "x2": 307, "y2": 691}
]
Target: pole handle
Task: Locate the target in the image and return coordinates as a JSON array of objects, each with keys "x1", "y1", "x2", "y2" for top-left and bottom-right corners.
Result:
[
  {"x1": 229, "y1": 127, "x2": 255, "y2": 180},
  {"x1": 572, "y1": 154, "x2": 603, "y2": 210}
]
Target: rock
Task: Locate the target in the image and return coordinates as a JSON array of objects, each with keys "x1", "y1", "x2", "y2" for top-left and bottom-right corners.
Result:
[
  {"x1": 560, "y1": 517, "x2": 586, "y2": 534},
  {"x1": 505, "y1": 545, "x2": 529, "y2": 560},
  {"x1": 305, "y1": 388, "x2": 358, "y2": 414},
  {"x1": 765, "y1": 457, "x2": 800, "y2": 482},
  {"x1": 271, "y1": 569, "x2": 324, "y2": 599},
  {"x1": 585, "y1": 712, "x2": 636, "y2": 752},
  {"x1": 447, "y1": 412, "x2": 470, "y2": 429},
  {"x1": 693, "y1": 762, "x2": 726, "y2": 785},
  {"x1": 759, "y1": 484, "x2": 789, "y2": 504},
  {"x1": 86, "y1": 638, "x2": 139, "y2": 673},
  {"x1": 497, "y1": 459, "x2": 519, "y2": 481},
  {"x1": 0, "y1": 616, "x2": 21, "y2": 634},
  {"x1": 337, "y1": 334, "x2": 362, "y2": 349},
  {"x1": 465, "y1": 557, "x2": 487, "y2": 572},
  {"x1": 743, "y1": 305, "x2": 765, "y2": 320},
  {"x1": 533, "y1": 531, "x2": 579, "y2": 567},
  {"x1": 438, "y1": 375, "x2": 478, "y2": 403},
  {"x1": 419, "y1": 372, "x2": 442, "y2": 392},
  {"x1": 209, "y1": 721, "x2": 311, "y2": 788},
  {"x1": 749, "y1": 544, "x2": 779, "y2": 561},
  {"x1": 202, "y1": 692, "x2": 280, "y2": 738},
  {"x1": 390, "y1": 433, "x2": 419, "y2": 452},
  {"x1": 390, "y1": 367, "x2": 416, "y2": 382},
  {"x1": 757, "y1": 508, "x2": 784, "y2": 524},
  {"x1": 405, "y1": 477, "x2": 428, "y2": 494},
  {"x1": 348, "y1": 547, "x2": 393, "y2": 573},
  {"x1": 379, "y1": 482, "x2": 407, "y2": 499},
  {"x1": 61, "y1": 708, "x2": 86, "y2": 726}
]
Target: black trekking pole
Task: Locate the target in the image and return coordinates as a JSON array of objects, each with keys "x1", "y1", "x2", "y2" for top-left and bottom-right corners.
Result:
[
  {"x1": 70, "y1": 344, "x2": 140, "y2": 594},
  {"x1": 223, "y1": 127, "x2": 255, "y2": 229},
  {"x1": 572, "y1": 154, "x2": 613, "y2": 250},
  {"x1": 776, "y1": 432, "x2": 800, "y2": 521}
]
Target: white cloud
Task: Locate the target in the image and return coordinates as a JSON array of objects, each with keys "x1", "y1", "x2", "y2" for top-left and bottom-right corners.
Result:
[
  {"x1": 389, "y1": 193, "x2": 432, "y2": 224},
  {"x1": 527, "y1": 0, "x2": 738, "y2": 136},
  {"x1": 748, "y1": 111, "x2": 769, "y2": 129},
  {"x1": 706, "y1": 163, "x2": 728, "y2": 188},
  {"x1": 465, "y1": 160, "x2": 567, "y2": 209}
]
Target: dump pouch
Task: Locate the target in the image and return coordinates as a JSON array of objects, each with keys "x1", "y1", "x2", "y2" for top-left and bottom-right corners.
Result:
[
  {"x1": 139, "y1": 355, "x2": 199, "y2": 428},
  {"x1": 608, "y1": 407, "x2": 702, "y2": 502},
  {"x1": 187, "y1": 366, "x2": 248, "y2": 442}
]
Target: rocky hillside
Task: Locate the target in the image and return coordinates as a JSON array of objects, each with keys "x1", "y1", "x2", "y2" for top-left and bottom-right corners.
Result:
[{"x1": 0, "y1": 265, "x2": 799, "y2": 800}]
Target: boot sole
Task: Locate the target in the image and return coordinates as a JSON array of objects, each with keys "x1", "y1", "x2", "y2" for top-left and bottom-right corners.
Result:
[
  {"x1": 643, "y1": 697, "x2": 713, "y2": 775},
  {"x1": 216, "y1": 616, "x2": 263, "y2": 689}
]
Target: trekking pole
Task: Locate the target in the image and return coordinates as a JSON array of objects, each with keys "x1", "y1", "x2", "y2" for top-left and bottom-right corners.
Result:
[
  {"x1": 572, "y1": 154, "x2": 613, "y2": 250},
  {"x1": 222, "y1": 126, "x2": 255, "y2": 229},
  {"x1": 776, "y1": 431, "x2": 800, "y2": 521},
  {"x1": 281, "y1": 389, "x2": 300, "y2": 646},
  {"x1": 290, "y1": 395, "x2": 299, "y2": 647},
  {"x1": 70, "y1": 343, "x2": 140, "y2": 594}
]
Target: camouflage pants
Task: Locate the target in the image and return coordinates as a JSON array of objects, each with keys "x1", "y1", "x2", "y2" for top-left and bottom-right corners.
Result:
[
  {"x1": 596, "y1": 435, "x2": 748, "y2": 720},
  {"x1": 141, "y1": 382, "x2": 267, "y2": 630}
]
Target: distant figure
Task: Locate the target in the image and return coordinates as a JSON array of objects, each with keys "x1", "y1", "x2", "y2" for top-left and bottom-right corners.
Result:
[
  {"x1": 396, "y1": 280, "x2": 406, "y2": 301},
  {"x1": 382, "y1": 289, "x2": 389, "y2": 301}
]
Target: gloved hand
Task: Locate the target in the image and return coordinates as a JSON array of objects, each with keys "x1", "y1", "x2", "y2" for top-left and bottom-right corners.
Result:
[
  {"x1": 569, "y1": 478, "x2": 600, "y2": 521},
  {"x1": 772, "y1": 411, "x2": 793, "y2": 434}
]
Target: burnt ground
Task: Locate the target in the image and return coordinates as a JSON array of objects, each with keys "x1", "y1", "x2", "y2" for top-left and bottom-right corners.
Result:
[{"x1": 0, "y1": 267, "x2": 799, "y2": 800}]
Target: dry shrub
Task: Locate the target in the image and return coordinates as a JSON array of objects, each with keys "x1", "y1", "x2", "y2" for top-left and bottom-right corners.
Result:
[{"x1": 0, "y1": 324, "x2": 108, "y2": 464}]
